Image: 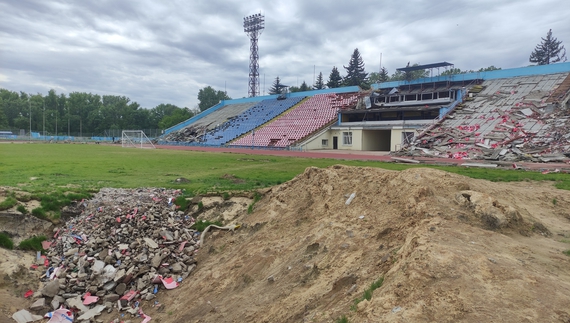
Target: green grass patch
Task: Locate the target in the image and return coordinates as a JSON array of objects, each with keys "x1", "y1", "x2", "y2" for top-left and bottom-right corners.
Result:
[
  {"x1": 191, "y1": 220, "x2": 223, "y2": 232},
  {"x1": 0, "y1": 233, "x2": 14, "y2": 250},
  {"x1": 19, "y1": 235, "x2": 47, "y2": 251},
  {"x1": 31, "y1": 207, "x2": 47, "y2": 219},
  {"x1": 563, "y1": 250, "x2": 570, "y2": 256},
  {"x1": 560, "y1": 239, "x2": 570, "y2": 244},
  {"x1": 16, "y1": 205, "x2": 27, "y2": 214},
  {"x1": 248, "y1": 191, "x2": 262, "y2": 214},
  {"x1": 351, "y1": 276, "x2": 384, "y2": 311},
  {"x1": 174, "y1": 196, "x2": 189, "y2": 211},
  {"x1": 0, "y1": 197, "x2": 18, "y2": 211}
]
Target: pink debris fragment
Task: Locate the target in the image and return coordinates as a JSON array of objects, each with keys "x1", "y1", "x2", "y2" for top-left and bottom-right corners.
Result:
[
  {"x1": 45, "y1": 308, "x2": 74, "y2": 323},
  {"x1": 120, "y1": 290, "x2": 137, "y2": 301},
  {"x1": 179, "y1": 240, "x2": 188, "y2": 252},
  {"x1": 82, "y1": 292, "x2": 99, "y2": 305},
  {"x1": 24, "y1": 289, "x2": 34, "y2": 298},
  {"x1": 160, "y1": 276, "x2": 179, "y2": 289},
  {"x1": 41, "y1": 255, "x2": 49, "y2": 267},
  {"x1": 139, "y1": 308, "x2": 152, "y2": 323}
]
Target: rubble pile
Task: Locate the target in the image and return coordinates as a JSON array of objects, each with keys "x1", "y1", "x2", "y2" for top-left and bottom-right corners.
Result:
[
  {"x1": 160, "y1": 125, "x2": 207, "y2": 144},
  {"x1": 27, "y1": 188, "x2": 202, "y2": 321},
  {"x1": 396, "y1": 79, "x2": 570, "y2": 163}
]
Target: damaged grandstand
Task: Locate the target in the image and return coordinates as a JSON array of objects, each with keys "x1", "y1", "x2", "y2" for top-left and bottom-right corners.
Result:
[{"x1": 159, "y1": 62, "x2": 570, "y2": 162}]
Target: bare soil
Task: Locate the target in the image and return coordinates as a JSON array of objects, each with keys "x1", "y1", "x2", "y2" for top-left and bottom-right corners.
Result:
[{"x1": 2, "y1": 166, "x2": 570, "y2": 322}]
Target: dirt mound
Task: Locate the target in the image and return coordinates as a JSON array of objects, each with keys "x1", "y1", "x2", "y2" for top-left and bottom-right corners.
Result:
[
  {"x1": 156, "y1": 165, "x2": 570, "y2": 323},
  {"x1": 2, "y1": 166, "x2": 570, "y2": 322}
]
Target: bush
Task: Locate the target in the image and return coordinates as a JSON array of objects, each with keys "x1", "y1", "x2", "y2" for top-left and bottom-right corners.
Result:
[
  {"x1": 19, "y1": 235, "x2": 47, "y2": 251},
  {"x1": 31, "y1": 207, "x2": 47, "y2": 219},
  {"x1": 197, "y1": 201, "x2": 204, "y2": 210},
  {"x1": 0, "y1": 197, "x2": 18, "y2": 211},
  {"x1": 0, "y1": 233, "x2": 14, "y2": 250},
  {"x1": 222, "y1": 192, "x2": 230, "y2": 200},
  {"x1": 17, "y1": 205, "x2": 28, "y2": 214},
  {"x1": 563, "y1": 250, "x2": 570, "y2": 257}
]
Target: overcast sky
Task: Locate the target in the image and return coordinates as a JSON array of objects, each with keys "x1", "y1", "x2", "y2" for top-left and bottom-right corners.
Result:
[{"x1": 1, "y1": 0, "x2": 568, "y2": 109}]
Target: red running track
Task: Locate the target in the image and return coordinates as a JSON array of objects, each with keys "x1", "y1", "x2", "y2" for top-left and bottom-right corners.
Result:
[{"x1": 156, "y1": 145, "x2": 570, "y2": 172}]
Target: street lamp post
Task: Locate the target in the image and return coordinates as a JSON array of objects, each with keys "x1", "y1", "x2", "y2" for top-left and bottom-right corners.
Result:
[
  {"x1": 28, "y1": 98, "x2": 31, "y2": 141},
  {"x1": 43, "y1": 102, "x2": 45, "y2": 141}
]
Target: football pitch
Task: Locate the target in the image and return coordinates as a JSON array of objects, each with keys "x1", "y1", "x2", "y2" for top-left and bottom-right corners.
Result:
[{"x1": 1, "y1": 142, "x2": 569, "y2": 194}]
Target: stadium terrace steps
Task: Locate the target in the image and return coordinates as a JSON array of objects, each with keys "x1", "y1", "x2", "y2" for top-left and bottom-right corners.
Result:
[
  {"x1": 200, "y1": 97, "x2": 306, "y2": 146},
  {"x1": 230, "y1": 93, "x2": 359, "y2": 148}
]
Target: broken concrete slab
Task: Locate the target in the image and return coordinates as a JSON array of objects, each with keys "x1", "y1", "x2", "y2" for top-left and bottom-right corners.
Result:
[
  {"x1": 391, "y1": 157, "x2": 420, "y2": 164},
  {"x1": 461, "y1": 163, "x2": 498, "y2": 168},
  {"x1": 77, "y1": 304, "x2": 106, "y2": 321},
  {"x1": 11, "y1": 309, "x2": 43, "y2": 323}
]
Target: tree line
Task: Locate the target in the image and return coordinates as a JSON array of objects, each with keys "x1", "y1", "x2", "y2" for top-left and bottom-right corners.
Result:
[{"x1": 0, "y1": 89, "x2": 196, "y2": 135}]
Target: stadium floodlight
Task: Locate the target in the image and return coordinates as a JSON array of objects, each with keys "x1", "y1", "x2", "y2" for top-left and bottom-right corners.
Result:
[{"x1": 244, "y1": 13, "x2": 264, "y2": 97}]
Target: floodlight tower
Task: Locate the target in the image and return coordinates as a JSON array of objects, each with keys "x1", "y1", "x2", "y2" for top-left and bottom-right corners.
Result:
[{"x1": 244, "y1": 13, "x2": 264, "y2": 97}]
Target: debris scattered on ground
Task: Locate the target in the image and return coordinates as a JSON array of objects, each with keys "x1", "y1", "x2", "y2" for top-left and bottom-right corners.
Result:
[{"x1": 13, "y1": 188, "x2": 211, "y2": 321}]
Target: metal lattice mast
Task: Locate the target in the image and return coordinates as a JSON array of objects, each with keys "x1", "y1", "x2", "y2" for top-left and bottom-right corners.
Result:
[{"x1": 243, "y1": 14, "x2": 264, "y2": 97}]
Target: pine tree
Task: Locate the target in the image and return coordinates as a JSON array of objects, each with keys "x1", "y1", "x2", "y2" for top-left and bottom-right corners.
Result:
[
  {"x1": 529, "y1": 29, "x2": 567, "y2": 65},
  {"x1": 299, "y1": 81, "x2": 310, "y2": 92},
  {"x1": 313, "y1": 72, "x2": 325, "y2": 90},
  {"x1": 343, "y1": 48, "x2": 368, "y2": 86},
  {"x1": 369, "y1": 67, "x2": 389, "y2": 83},
  {"x1": 327, "y1": 67, "x2": 342, "y2": 88},
  {"x1": 268, "y1": 77, "x2": 283, "y2": 95},
  {"x1": 379, "y1": 67, "x2": 389, "y2": 83}
]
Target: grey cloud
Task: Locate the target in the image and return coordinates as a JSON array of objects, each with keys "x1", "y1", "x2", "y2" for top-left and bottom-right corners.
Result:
[{"x1": 1, "y1": 0, "x2": 569, "y2": 109}]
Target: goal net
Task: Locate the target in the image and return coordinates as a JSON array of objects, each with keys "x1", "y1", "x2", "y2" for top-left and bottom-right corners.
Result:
[{"x1": 121, "y1": 130, "x2": 155, "y2": 149}]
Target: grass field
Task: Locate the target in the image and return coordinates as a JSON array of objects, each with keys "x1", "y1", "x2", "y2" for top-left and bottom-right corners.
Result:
[{"x1": 1, "y1": 142, "x2": 570, "y2": 196}]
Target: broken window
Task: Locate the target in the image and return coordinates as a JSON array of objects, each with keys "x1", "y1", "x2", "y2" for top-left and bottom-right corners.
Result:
[{"x1": 343, "y1": 132, "x2": 352, "y2": 145}]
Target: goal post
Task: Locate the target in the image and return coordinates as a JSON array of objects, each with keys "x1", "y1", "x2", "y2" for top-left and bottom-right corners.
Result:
[{"x1": 121, "y1": 130, "x2": 156, "y2": 149}]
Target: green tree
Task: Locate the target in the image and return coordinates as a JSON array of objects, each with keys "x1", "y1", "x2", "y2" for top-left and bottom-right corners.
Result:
[
  {"x1": 440, "y1": 68, "x2": 466, "y2": 76},
  {"x1": 299, "y1": 81, "x2": 310, "y2": 92},
  {"x1": 288, "y1": 86, "x2": 301, "y2": 93},
  {"x1": 313, "y1": 72, "x2": 325, "y2": 90},
  {"x1": 0, "y1": 101, "x2": 8, "y2": 129},
  {"x1": 327, "y1": 67, "x2": 342, "y2": 88},
  {"x1": 530, "y1": 29, "x2": 567, "y2": 65},
  {"x1": 389, "y1": 63, "x2": 430, "y2": 81},
  {"x1": 478, "y1": 65, "x2": 501, "y2": 72},
  {"x1": 197, "y1": 86, "x2": 231, "y2": 112},
  {"x1": 369, "y1": 67, "x2": 389, "y2": 83},
  {"x1": 268, "y1": 77, "x2": 285, "y2": 95},
  {"x1": 158, "y1": 107, "x2": 193, "y2": 129},
  {"x1": 343, "y1": 48, "x2": 368, "y2": 86}
]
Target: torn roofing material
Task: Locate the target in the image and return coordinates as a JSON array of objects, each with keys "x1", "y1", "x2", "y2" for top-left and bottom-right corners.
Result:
[{"x1": 398, "y1": 72, "x2": 570, "y2": 162}]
